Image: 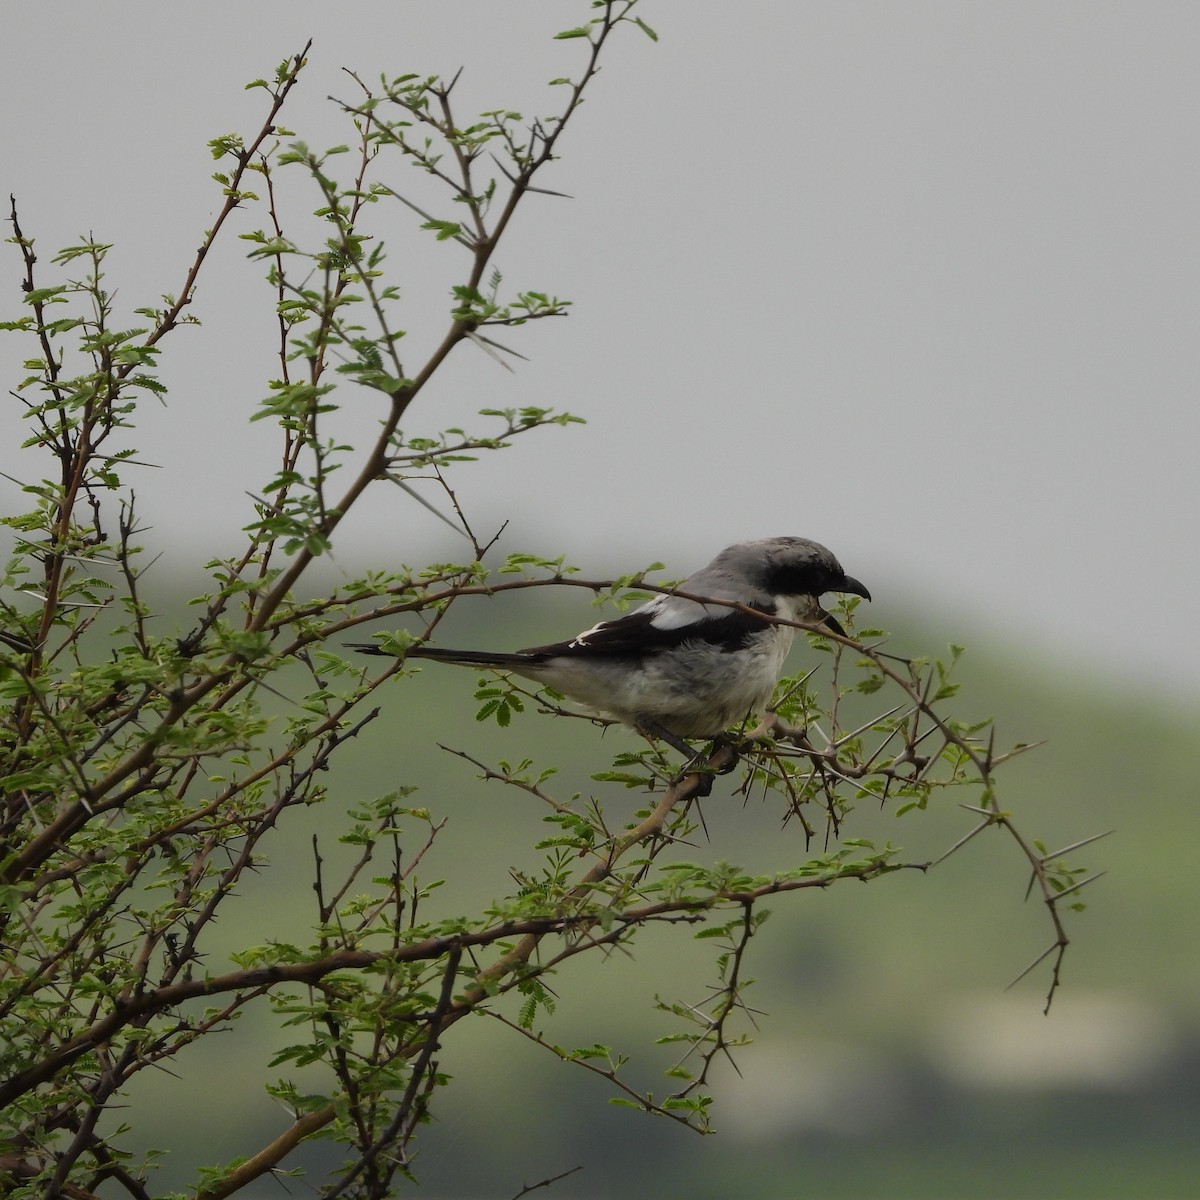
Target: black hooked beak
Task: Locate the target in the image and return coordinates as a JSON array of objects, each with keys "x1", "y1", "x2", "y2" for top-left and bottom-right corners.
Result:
[
  {"x1": 838, "y1": 575, "x2": 871, "y2": 602},
  {"x1": 817, "y1": 575, "x2": 871, "y2": 638}
]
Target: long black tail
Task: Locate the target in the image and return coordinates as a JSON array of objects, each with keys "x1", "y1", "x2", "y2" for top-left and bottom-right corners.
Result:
[{"x1": 347, "y1": 643, "x2": 533, "y2": 669}]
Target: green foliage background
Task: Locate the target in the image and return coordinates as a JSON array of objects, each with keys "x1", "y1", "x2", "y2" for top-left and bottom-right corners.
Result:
[
  {"x1": 2, "y1": 6, "x2": 1194, "y2": 1195},
  {"x1": 116, "y1": 588, "x2": 1198, "y2": 1198}
]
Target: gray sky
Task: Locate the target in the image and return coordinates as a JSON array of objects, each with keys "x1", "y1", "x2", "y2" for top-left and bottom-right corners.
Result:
[{"x1": 3, "y1": 2, "x2": 1197, "y2": 696}]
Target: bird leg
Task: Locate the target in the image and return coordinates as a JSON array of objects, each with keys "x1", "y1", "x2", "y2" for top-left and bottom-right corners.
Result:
[{"x1": 635, "y1": 718, "x2": 700, "y2": 762}]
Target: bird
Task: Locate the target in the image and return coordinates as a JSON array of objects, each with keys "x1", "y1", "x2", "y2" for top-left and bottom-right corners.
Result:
[{"x1": 349, "y1": 537, "x2": 869, "y2": 756}]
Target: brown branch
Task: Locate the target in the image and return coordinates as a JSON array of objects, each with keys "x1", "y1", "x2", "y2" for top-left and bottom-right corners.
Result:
[
  {"x1": 145, "y1": 42, "x2": 313, "y2": 353},
  {"x1": 0, "y1": 1156, "x2": 102, "y2": 1200},
  {"x1": 319, "y1": 944, "x2": 463, "y2": 1199},
  {"x1": 244, "y1": 7, "x2": 630, "y2": 634}
]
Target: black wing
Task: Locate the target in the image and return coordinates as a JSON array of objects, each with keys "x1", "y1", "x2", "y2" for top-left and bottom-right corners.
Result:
[{"x1": 521, "y1": 599, "x2": 776, "y2": 659}]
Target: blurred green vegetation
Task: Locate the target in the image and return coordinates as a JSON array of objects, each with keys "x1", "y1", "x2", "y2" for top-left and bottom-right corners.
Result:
[{"x1": 119, "y1": 584, "x2": 1199, "y2": 1197}]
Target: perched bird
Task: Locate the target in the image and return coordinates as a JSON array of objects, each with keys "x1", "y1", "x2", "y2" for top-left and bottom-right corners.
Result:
[{"x1": 350, "y1": 537, "x2": 869, "y2": 754}]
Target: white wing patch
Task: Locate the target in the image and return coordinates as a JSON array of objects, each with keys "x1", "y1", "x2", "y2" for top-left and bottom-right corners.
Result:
[
  {"x1": 569, "y1": 593, "x2": 728, "y2": 648},
  {"x1": 576, "y1": 594, "x2": 709, "y2": 641},
  {"x1": 646, "y1": 594, "x2": 717, "y2": 631}
]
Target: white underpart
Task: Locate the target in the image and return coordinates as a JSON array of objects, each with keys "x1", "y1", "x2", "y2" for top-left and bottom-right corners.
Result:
[{"x1": 520, "y1": 594, "x2": 816, "y2": 738}]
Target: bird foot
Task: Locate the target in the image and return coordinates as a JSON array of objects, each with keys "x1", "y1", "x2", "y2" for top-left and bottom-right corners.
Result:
[
  {"x1": 703, "y1": 732, "x2": 746, "y2": 774},
  {"x1": 635, "y1": 721, "x2": 745, "y2": 792},
  {"x1": 669, "y1": 735, "x2": 745, "y2": 793}
]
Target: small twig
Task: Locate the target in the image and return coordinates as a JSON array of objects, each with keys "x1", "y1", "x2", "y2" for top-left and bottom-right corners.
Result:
[{"x1": 508, "y1": 1165, "x2": 584, "y2": 1199}]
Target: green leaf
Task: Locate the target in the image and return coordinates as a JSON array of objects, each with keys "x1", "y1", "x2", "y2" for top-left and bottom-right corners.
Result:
[
  {"x1": 420, "y1": 219, "x2": 463, "y2": 241},
  {"x1": 23, "y1": 286, "x2": 67, "y2": 305},
  {"x1": 569, "y1": 1043, "x2": 611, "y2": 1061}
]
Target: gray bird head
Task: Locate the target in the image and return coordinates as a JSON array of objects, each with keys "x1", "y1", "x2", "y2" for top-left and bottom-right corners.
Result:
[{"x1": 709, "y1": 536, "x2": 870, "y2": 636}]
